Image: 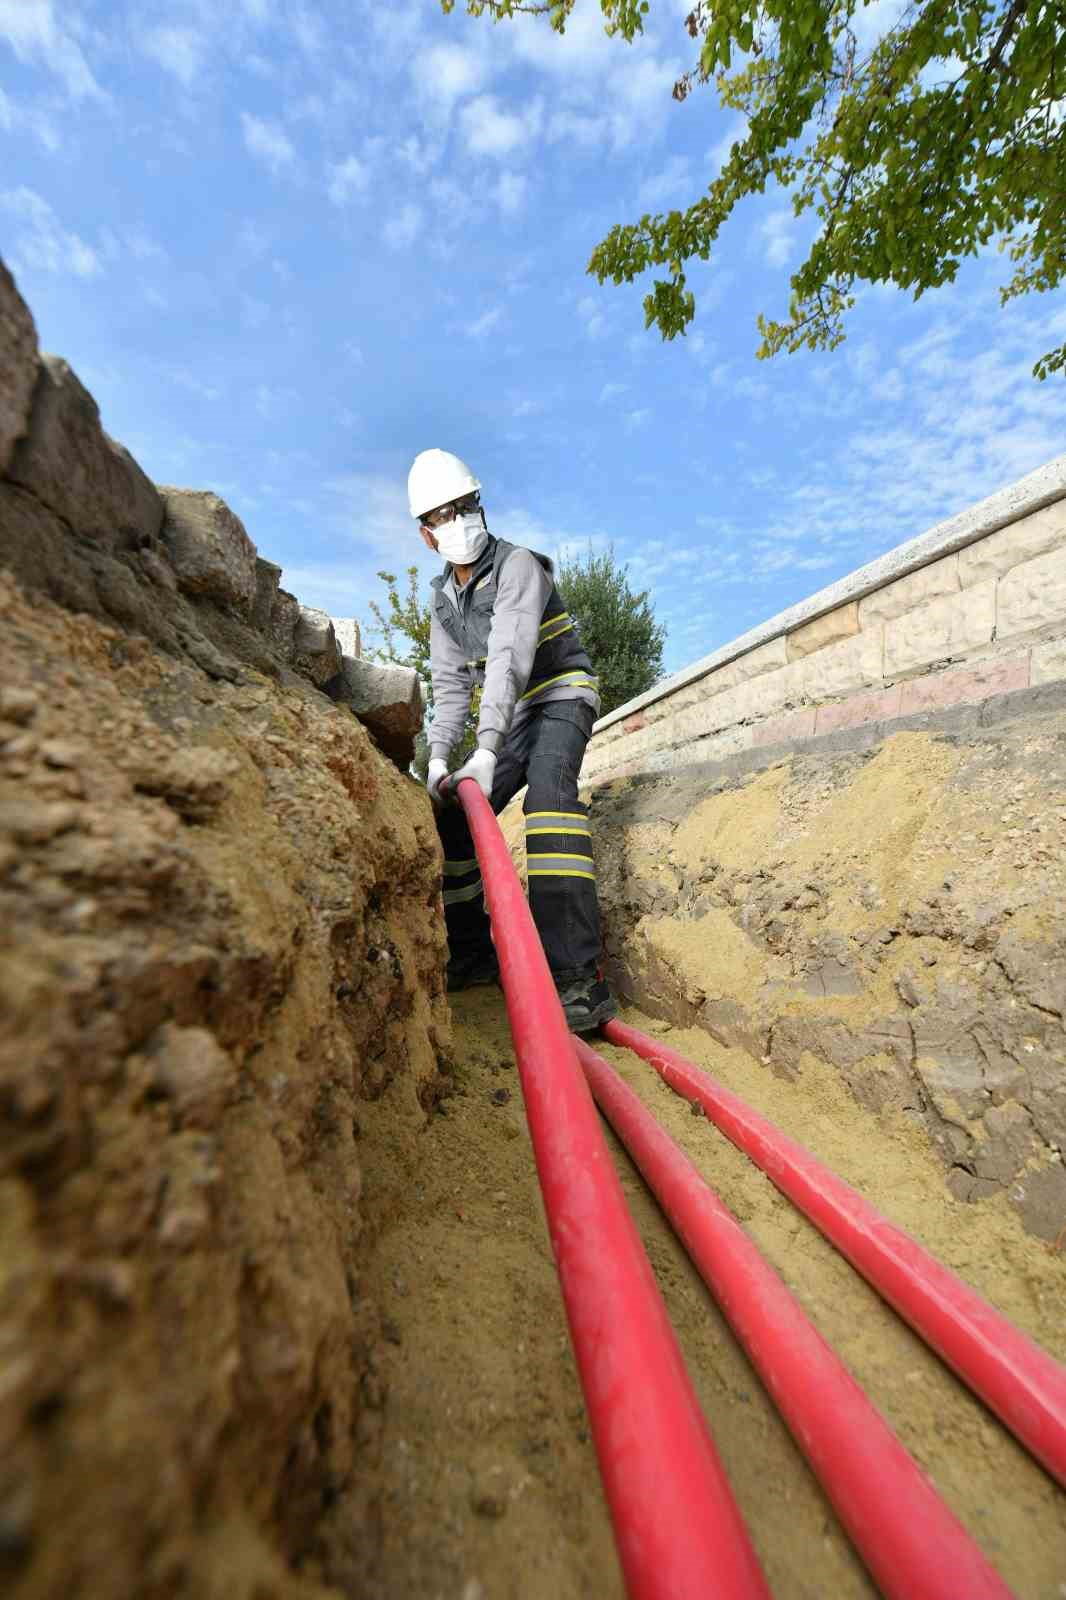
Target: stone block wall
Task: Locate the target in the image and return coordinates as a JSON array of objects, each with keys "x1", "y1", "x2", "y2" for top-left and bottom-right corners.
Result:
[{"x1": 586, "y1": 456, "x2": 1066, "y2": 785}]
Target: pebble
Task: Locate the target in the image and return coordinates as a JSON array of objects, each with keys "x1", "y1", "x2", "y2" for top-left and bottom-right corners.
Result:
[
  {"x1": 0, "y1": 800, "x2": 80, "y2": 844},
  {"x1": 40, "y1": 740, "x2": 81, "y2": 770},
  {"x1": 0, "y1": 687, "x2": 38, "y2": 725}
]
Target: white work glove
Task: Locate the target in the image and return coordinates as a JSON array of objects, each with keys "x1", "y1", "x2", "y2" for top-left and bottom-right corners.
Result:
[
  {"x1": 426, "y1": 757, "x2": 448, "y2": 806},
  {"x1": 451, "y1": 747, "x2": 497, "y2": 801}
]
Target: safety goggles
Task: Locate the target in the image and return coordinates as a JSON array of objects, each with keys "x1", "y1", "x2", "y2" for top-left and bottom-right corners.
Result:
[{"x1": 420, "y1": 494, "x2": 478, "y2": 529}]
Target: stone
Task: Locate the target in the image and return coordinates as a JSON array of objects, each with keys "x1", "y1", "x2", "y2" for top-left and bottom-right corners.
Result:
[
  {"x1": 0, "y1": 688, "x2": 39, "y2": 726},
  {"x1": 8, "y1": 356, "x2": 163, "y2": 548},
  {"x1": 294, "y1": 606, "x2": 343, "y2": 686},
  {"x1": 994, "y1": 931, "x2": 1064, "y2": 1018},
  {"x1": 0, "y1": 256, "x2": 38, "y2": 474},
  {"x1": 882, "y1": 579, "x2": 996, "y2": 676},
  {"x1": 792, "y1": 627, "x2": 884, "y2": 699},
  {"x1": 898, "y1": 655, "x2": 1030, "y2": 716},
  {"x1": 330, "y1": 656, "x2": 423, "y2": 767},
  {"x1": 814, "y1": 684, "x2": 902, "y2": 736},
  {"x1": 700, "y1": 997, "x2": 768, "y2": 1059},
  {"x1": 802, "y1": 958, "x2": 862, "y2": 998},
  {"x1": 786, "y1": 601, "x2": 860, "y2": 661},
  {"x1": 147, "y1": 1023, "x2": 237, "y2": 1130},
  {"x1": 996, "y1": 548, "x2": 1066, "y2": 641},
  {"x1": 131, "y1": 748, "x2": 239, "y2": 821},
  {"x1": 268, "y1": 588, "x2": 300, "y2": 662},
  {"x1": 1030, "y1": 637, "x2": 1066, "y2": 686},
  {"x1": 252, "y1": 558, "x2": 282, "y2": 632},
  {"x1": 159, "y1": 489, "x2": 258, "y2": 613},
  {"x1": 751, "y1": 708, "x2": 816, "y2": 748},
  {"x1": 330, "y1": 616, "x2": 362, "y2": 659},
  {"x1": 0, "y1": 799, "x2": 80, "y2": 845},
  {"x1": 1009, "y1": 1161, "x2": 1066, "y2": 1245},
  {"x1": 972, "y1": 1101, "x2": 1035, "y2": 1184},
  {"x1": 958, "y1": 503, "x2": 1066, "y2": 586},
  {"x1": 857, "y1": 553, "x2": 960, "y2": 627}
]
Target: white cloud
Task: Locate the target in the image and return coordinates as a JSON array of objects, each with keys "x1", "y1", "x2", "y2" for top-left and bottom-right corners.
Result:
[
  {"x1": 461, "y1": 94, "x2": 542, "y2": 159},
  {"x1": 240, "y1": 112, "x2": 295, "y2": 175},
  {"x1": 0, "y1": 186, "x2": 101, "y2": 278},
  {"x1": 0, "y1": 84, "x2": 60, "y2": 149},
  {"x1": 577, "y1": 295, "x2": 607, "y2": 340},
  {"x1": 141, "y1": 25, "x2": 204, "y2": 86},
  {"x1": 464, "y1": 306, "x2": 503, "y2": 339},
  {"x1": 599, "y1": 383, "x2": 628, "y2": 404},
  {"x1": 760, "y1": 207, "x2": 795, "y2": 268},
  {"x1": 637, "y1": 154, "x2": 690, "y2": 209},
  {"x1": 327, "y1": 153, "x2": 369, "y2": 206},
  {"x1": 384, "y1": 202, "x2": 422, "y2": 250},
  {"x1": 412, "y1": 41, "x2": 486, "y2": 121},
  {"x1": 398, "y1": 134, "x2": 436, "y2": 176},
  {"x1": 625, "y1": 408, "x2": 652, "y2": 430},
  {"x1": 255, "y1": 384, "x2": 295, "y2": 420},
  {"x1": 291, "y1": 5, "x2": 326, "y2": 57},
  {"x1": 0, "y1": 0, "x2": 104, "y2": 101},
  {"x1": 492, "y1": 171, "x2": 528, "y2": 217}
]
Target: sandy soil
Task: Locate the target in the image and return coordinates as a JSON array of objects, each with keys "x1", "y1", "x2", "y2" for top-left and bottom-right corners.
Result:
[{"x1": 351, "y1": 987, "x2": 1066, "y2": 1600}]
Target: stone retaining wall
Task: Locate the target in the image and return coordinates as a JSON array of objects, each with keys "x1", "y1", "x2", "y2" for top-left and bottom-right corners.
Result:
[{"x1": 586, "y1": 456, "x2": 1066, "y2": 785}]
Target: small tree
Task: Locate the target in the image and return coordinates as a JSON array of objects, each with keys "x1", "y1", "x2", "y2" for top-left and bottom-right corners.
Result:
[{"x1": 555, "y1": 547, "x2": 666, "y2": 716}]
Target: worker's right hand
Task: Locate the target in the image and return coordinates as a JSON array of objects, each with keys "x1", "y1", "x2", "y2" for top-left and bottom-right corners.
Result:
[{"x1": 426, "y1": 757, "x2": 449, "y2": 806}]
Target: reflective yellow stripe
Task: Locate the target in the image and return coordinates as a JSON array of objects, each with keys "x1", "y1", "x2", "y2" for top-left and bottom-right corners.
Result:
[
  {"x1": 527, "y1": 852, "x2": 594, "y2": 861},
  {"x1": 538, "y1": 619, "x2": 574, "y2": 645},
  {"x1": 520, "y1": 670, "x2": 598, "y2": 702},
  {"x1": 538, "y1": 612, "x2": 568, "y2": 632},
  {"x1": 442, "y1": 879, "x2": 484, "y2": 905},
  {"x1": 442, "y1": 858, "x2": 478, "y2": 876},
  {"x1": 525, "y1": 826, "x2": 590, "y2": 837},
  {"x1": 525, "y1": 811, "x2": 588, "y2": 821},
  {"x1": 527, "y1": 868, "x2": 597, "y2": 881}
]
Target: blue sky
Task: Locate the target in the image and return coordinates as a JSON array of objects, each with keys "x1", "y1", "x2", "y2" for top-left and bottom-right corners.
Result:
[{"x1": 2, "y1": 0, "x2": 1064, "y2": 676}]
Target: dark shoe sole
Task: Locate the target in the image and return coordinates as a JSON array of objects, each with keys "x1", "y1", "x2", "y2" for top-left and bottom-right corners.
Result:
[{"x1": 563, "y1": 996, "x2": 617, "y2": 1035}]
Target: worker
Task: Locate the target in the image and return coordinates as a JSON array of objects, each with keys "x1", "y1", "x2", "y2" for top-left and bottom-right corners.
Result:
[{"x1": 408, "y1": 447, "x2": 616, "y2": 1035}]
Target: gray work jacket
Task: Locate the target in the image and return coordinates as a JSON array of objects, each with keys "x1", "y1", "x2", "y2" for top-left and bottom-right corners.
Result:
[{"x1": 427, "y1": 536, "x2": 598, "y2": 759}]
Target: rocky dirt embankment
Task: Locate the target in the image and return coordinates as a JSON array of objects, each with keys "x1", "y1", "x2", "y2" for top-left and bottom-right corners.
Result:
[
  {"x1": 0, "y1": 261, "x2": 452, "y2": 1598},
  {"x1": 590, "y1": 715, "x2": 1066, "y2": 1243}
]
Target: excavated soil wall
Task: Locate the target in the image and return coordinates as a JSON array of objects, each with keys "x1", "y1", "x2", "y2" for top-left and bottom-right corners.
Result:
[
  {"x1": 587, "y1": 704, "x2": 1066, "y2": 1243},
  {"x1": 0, "y1": 261, "x2": 452, "y2": 1598}
]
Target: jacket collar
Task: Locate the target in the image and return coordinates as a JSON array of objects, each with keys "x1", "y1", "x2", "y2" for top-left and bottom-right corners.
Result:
[{"x1": 431, "y1": 534, "x2": 497, "y2": 600}]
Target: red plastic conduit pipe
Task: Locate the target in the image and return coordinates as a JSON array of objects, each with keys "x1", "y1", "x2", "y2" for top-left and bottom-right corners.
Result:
[
  {"x1": 602, "y1": 1016, "x2": 1066, "y2": 1490},
  {"x1": 572, "y1": 1036, "x2": 1016, "y2": 1600},
  {"x1": 445, "y1": 777, "x2": 771, "y2": 1600}
]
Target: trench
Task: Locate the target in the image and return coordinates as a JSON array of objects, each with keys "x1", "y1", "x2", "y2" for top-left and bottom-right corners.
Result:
[{"x1": 339, "y1": 983, "x2": 1066, "y2": 1600}]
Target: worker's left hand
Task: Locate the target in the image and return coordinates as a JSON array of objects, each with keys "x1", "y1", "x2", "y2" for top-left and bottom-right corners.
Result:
[{"x1": 451, "y1": 748, "x2": 497, "y2": 801}]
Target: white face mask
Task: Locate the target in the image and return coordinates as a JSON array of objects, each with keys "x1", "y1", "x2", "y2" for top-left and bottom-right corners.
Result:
[{"x1": 435, "y1": 511, "x2": 488, "y2": 566}]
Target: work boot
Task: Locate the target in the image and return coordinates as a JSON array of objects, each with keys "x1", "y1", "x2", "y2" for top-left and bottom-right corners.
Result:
[
  {"x1": 447, "y1": 948, "x2": 500, "y2": 992},
  {"x1": 556, "y1": 975, "x2": 616, "y2": 1035}
]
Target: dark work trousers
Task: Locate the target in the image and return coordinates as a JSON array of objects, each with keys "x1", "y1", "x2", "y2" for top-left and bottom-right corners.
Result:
[{"x1": 436, "y1": 699, "x2": 601, "y2": 983}]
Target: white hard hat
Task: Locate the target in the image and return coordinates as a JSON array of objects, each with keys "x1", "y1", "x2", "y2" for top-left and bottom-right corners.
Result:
[{"x1": 407, "y1": 449, "x2": 481, "y2": 519}]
